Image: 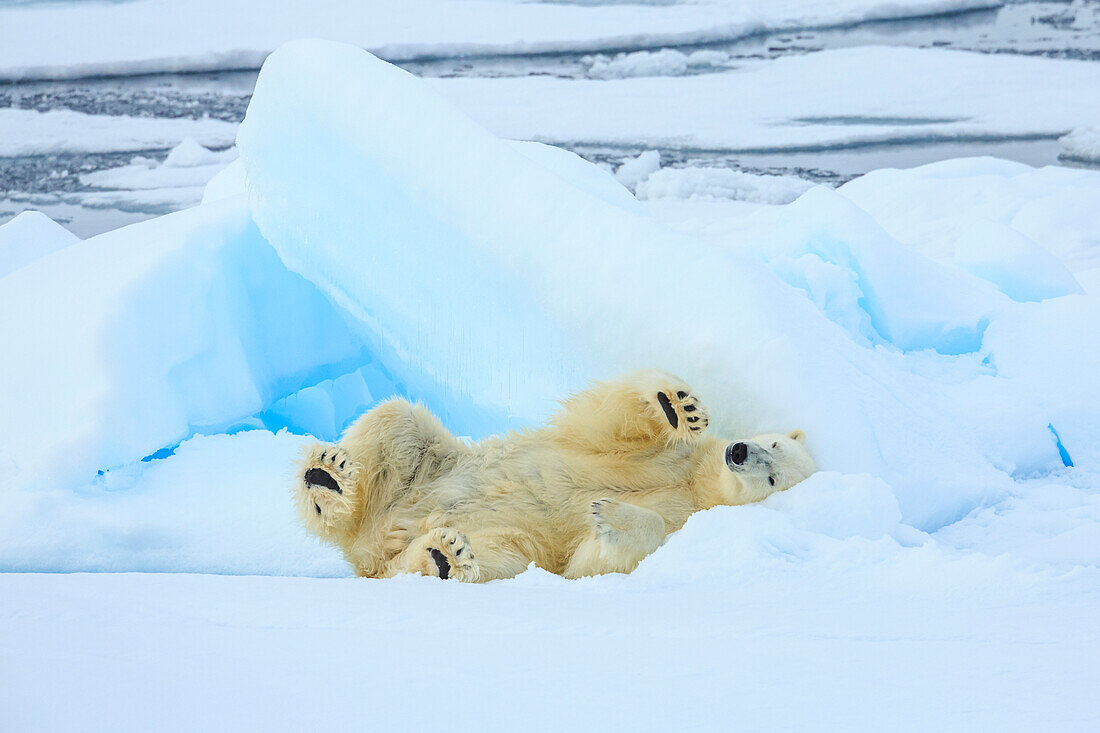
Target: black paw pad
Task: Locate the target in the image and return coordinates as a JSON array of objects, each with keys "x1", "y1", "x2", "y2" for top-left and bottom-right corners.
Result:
[
  {"x1": 305, "y1": 467, "x2": 342, "y2": 493},
  {"x1": 656, "y1": 391, "x2": 678, "y2": 429},
  {"x1": 429, "y1": 548, "x2": 451, "y2": 580}
]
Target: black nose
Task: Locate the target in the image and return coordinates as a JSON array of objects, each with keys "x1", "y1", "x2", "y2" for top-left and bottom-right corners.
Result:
[{"x1": 727, "y1": 442, "x2": 748, "y2": 466}]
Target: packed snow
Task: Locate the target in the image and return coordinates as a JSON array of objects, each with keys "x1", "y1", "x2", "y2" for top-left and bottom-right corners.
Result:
[
  {"x1": 428, "y1": 46, "x2": 1100, "y2": 151},
  {"x1": 1, "y1": 35, "x2": 1098, "y2": 732},
  {"x1": 0, "y1": 0, "x2": 1001, "y2": 80}
]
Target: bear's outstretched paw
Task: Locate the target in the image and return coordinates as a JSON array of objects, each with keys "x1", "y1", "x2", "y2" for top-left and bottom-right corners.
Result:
[
  {"x1": 654, "y1": 388, "x2": 709, "y2": 439},
  {"x1": 421, "y1": 528, "x2": 480, "y2": 582},
  {"x1": 300, "y1": 444, "x2": 358, "y2": 495},
  {"x1": 296, "y1": 444, "x2": 360, "y2": 524}
]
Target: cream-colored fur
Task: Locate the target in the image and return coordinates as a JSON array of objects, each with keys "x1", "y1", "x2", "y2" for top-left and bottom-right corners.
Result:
[{"x1": 293, "y1": 370, "x2": 814, "y2": 581}]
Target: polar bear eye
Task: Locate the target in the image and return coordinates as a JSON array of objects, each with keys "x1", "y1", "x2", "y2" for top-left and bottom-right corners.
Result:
[
  {"x1": 772, "y1": 442, "x2": 778, "y2": 449},
  {"x1": 768, "y1": 476, "x2": 776, "y2": 486}
]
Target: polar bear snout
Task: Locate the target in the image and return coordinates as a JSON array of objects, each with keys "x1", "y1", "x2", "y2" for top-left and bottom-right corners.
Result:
[
  {"x1": 726, "y1": 442, "x2": 748, "y2": 467},
  {"x1": 305, "y1": 467, "x2": 342, "y2": 493}
]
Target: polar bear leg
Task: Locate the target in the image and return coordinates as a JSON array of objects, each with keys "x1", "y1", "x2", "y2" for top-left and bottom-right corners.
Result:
[
  {"x1": 552, "y1": 369, "x2": 710, "y2": 451},
  {"x1": 387, "y1": 527, "x2": 535, "y2": 582},
  {"x1": 462, "y1": 529, "x2": 539, "y2": 581},
  {"x1": 389, "y1": 527, "x2": 482, "y2": 582},
  {"x1": 563, "y1": 499, "x2": 666, "y2": 578}
]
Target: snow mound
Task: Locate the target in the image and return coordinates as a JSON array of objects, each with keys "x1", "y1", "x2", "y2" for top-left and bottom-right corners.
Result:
[
  {"x1": 585, "y1": 48, "x2": 732, "y2": 79},
  {"x1": 1059, "y1": 126, "x2": 1100, "y2": 163},
  {"x1": 0, "y1": 210, "x2": 79, "y2": 278},
  {"x1": 236, "y1": 40, "x2": 1093, "y2": 530},
  {"x1": 636, "y1": 165, "x2": 815, "y2": 204},
  {"x1": 163, "y1": 137, "x2": 237, "y2": 168},
  {"x1": 78, "y1": 141, "x2": 239, "y2": 214},
  {"x1": 838, "y1": 157, "x2": 1100, "y2": 274},
  {"x1": 614, "y1": 149, "x2": 661, "y2": 189},
  {"x1": 0, "y1": 430, "x2": 347, "y2": 576}
]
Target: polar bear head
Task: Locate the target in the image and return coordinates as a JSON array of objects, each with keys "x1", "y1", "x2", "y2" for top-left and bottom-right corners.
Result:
[{"x1": 723, "y1": 429, "x2": 814, "y2": 502}]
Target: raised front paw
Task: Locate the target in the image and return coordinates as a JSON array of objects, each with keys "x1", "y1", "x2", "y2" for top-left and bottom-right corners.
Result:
[
  {"x1": 655, "y1": 387, "x2": 709, "y2": 439},
  {"x1": 422, "y1": 528, "x2": 480, "y2": 582}
]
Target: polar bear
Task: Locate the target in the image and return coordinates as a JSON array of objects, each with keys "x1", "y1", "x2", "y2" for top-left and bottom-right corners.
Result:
[{"x1": 293, "y1": 370, "x2": 813, "y2": 581}]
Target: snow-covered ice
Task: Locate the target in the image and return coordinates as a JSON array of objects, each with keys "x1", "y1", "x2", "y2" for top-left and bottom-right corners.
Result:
[
  {"x1": 0, "y1": 0, "x2": 1001, "y2": 80},
  {"x1": 0, "y1": 197, "x2": 374, "y2": 493},
  {"x1": 636, "y1": 165, "x2": 815, "y2": 204},
  {"x1": 1, "y1": 35, "x2": 1098, "y2": 732},
  {"x1": 584, "y1": 48, "x2": 734, "y2": 79},
  {"x1": 0, "y1": 209, "x2": 79, "y2": 278},
  {"x1": 838, "y1": 157, "x2": 1100, "y2": 273},
  {"x1": 1059, "y1": 126, "x2": 1100, "y2": 163},
  {"x1": 614, "y1": 149, "x2": 662, "y2": 189},
  {"x1": 2, "y1": 536, "x2": 1097, "y2": 731},
  {"x1": 428, "y1": 46, "x2": 1100, "y2": 152},
  {"x1": 0, "y1": 108, "x2": 238, "y2": 156},
  {"x1": 76, "y1": 139, "x2": 238, "y2": 213}
]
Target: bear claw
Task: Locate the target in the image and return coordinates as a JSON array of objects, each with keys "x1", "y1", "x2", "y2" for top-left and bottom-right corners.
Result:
[{"x1": 654, "y1": 388, "x2": 709, "y2": 438}]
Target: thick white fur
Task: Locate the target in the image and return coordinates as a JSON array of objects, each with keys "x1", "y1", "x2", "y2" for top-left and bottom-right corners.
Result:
[{"x1": 293, "y1": 370, "x2": 814, "y2": 581}]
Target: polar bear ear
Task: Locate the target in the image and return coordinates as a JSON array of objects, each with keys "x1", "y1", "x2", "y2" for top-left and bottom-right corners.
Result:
[{"x1": 787, "y1": 429, "x2": 806, "y2": 444}]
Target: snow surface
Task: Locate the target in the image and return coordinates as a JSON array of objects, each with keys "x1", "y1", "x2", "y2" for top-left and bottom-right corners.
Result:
[
  {"x1": 0, "y1": 0, "x2": 1001, "y2": 80},
  {"x1": 2, "y1": 38, "x2": 1099, "y2": 731},
  {"x1": 428, "y1": 46, "x2": 1100, "y2": 151},
  {"x1": 1060, "y1": 126, "x2": 1100, "y2": 164},
  {"x1": 838, "y1": 158, "x2": 1100, "y2": 274},
  {"x1": 1, "y1": 534, "x2": 1097, "y2": 731},
  {"x1": 77, "y1": 139, "x2": 238, "y2": 213},
  {"x1": 584, "y1": 48, "x2": 735, "y2": 79},
  {"x1": 614, "y1": 149, "x2": 662, "y2": 189},
  {"x1": 0, "y1": 209, "x2": 79, "y2": 278},
  {"x1": 636, "y1": 164, "x2": 815, "y2": 204},
  {"x1": 0, "y1": 108, "x2": 238, "y2": 157}
]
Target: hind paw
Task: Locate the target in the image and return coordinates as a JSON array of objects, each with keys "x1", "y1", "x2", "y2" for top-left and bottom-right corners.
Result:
[{"x1": 421, "y1": 528, "x2": 480, "y2": 582}]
